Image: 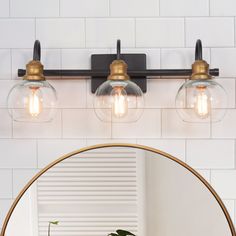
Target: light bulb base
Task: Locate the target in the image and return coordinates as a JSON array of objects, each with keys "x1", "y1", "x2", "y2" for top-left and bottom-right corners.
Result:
[
  {"x1": 23, "y1": 60, "x2": 45, "y2": 81},
  {"x1": 191, "y1": 60, "x2": 212, "y2": 80},
  {"x1": 108, "y1": 60, "x2": 130, "y2": 81}
]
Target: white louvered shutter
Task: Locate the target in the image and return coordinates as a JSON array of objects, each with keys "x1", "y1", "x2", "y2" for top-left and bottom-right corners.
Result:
[{"x1": 37, "y1": 148, "x2": 145, "y2": 236}]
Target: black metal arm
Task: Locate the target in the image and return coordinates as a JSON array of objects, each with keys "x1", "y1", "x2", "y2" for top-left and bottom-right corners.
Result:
[
  {"x1": 18, "y1": 68, "x2": 219, "y2": 78},
  {"x1": 33, "y1": 40, "x2": 41, "y2": 61},
  {"x1": 195, "y1": 39, "x2": 202, "y2": 60},
  {"x1": 117, "y1": 39, "x2": 121, "y2": 60}
]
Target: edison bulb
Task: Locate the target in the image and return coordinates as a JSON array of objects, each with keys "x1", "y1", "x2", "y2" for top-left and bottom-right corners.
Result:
[
  {"x1": 111, "y1": 86, "x2": 128, "y2": 118},
  {"x1": 7, "y1": 80, "x2": 57, "y2": 122},
  {"x1": 28, "y1": 87, "x2": 42, "y2": 117},
  {"x1": 175, "y1": 80, "x2": 227, "y2": 123},
  {"x1": 94, "y1": 80, "x2": 144, "y2": 122},
  {"x1": 194, "y1": 86, "x2": 211, "y2": 119}
]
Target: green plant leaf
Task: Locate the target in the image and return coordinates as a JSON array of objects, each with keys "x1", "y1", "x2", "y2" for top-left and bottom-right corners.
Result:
[
  {"x1": 50, "y1": 221, "x2": 59, "y2": 225},
  {"x1": 116, "y1": 229, "x2": 136, "y2": 236},
  {"x1": 108, "y1": 233, "x2": 119, "y2": 236}
]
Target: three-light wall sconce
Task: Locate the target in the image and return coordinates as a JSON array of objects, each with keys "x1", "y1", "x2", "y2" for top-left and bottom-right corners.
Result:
[{"x1": 7, "y1": 39, "x2": 227, "y2": 123}]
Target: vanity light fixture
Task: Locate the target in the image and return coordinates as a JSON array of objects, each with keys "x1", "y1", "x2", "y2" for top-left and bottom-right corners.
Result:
[
  {"x1": 175, "y1": 40, "x2": 227, "y2": 122},
  {"x1": 94, "y1": 40, "x2": 144, "y2": 122},
  {"x1": 7, "y1": 40, "x2": 58, "y2": 122},
  {"x1": 13, "y1": 39, "x2": 223, "y2": 123}
]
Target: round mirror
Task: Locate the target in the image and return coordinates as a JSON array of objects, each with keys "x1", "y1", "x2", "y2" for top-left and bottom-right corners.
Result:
[{"x1": 1, "y1": 144, "x2": 235, "y2": 236}]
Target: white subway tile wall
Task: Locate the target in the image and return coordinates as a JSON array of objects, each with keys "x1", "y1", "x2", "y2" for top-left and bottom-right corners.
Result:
[
  {"x1": 0, "y1": 19, "x2": 35, "y2": 48},
  {"x1": 36, "y1": 19, "x2": 86, "y2": 48},
  {"x1": 12, "y1": 169, "x2": 39, "y2": 197},
  {"x1": 61, "y1": 0, "x2": 109, "y2": 17},
  {"x1": 0, "y1": 0, "x2": 9, "y2": 17},
  {"x1": 0, "y1": 0, "x2": 236, "y2": 229},
  {"x1": 136, "y1": 18, "x2": 185, "y2": 47},
  {"x1": 186, "y1": 17, "x2": 235, "y2": 47},
  {"x1": 86, "y1": 18, "x2": 135, "y2": 48},
  {"x1": 37, "y1": 139, "x2": 86, "y2": 167},
  {"x1": 110, "y1": 0, "x2": 159, "y2": 17},
  {"x1": 160, "y1": 0, "x2": 209, "y2": 16},
  {"x1": 186, "y1": 140, "x2": 235, "y2": 169},
  {"x1": 0, "y1": 50, "x2": 11, "y2": 79},
  {"x1": 10, "y1": 0, "x2": 60, "y2": 17}
]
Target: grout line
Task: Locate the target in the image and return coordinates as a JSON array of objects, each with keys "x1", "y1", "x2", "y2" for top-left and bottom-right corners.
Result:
[
  {"x1": 11, "y1": 168, "x2": 13, "y2": 198},
  {"x1": 110, "y1": 120, "x2": 113, "y2": 139},
  {"x1": 11, "y1": 107, "x2": 235, "y2": 110},
  {"x1": 36, "y1": 139, "x2": 39, "y2": 168},
  {"x1": 10, "y1": 48, "x2": 13, "y2": 80},
  {"x1": 209, "y1": 47, "x2": 212, "y2": 64},
  {"x1": 158, "y1": 0, "x2": 161, "y2": 16},
  {"x1": 110, "y1": 110, "x2": 113, "y2": 139},
  {"x1": 84, "y1": 18, "x2": 87, "y2": 48},
  {"x1": 234, "y1": 139, "x2": 236, "y2": 169},
  {"x1": 60, "y1": 48, "x2": 62, "y2": 69},
  {"x1": 59, "y1": 0, "x2": 61, "y2": 17},
  {"x1": 85, "y1": 78, "x2": 88, "y2": 108},
  {"x1": 1, "y1": 46, "x2": 236, "y2": 50},
  {"x1": 1, "y1": 137, "x2": 236, "y2": 141},
  {"x1": 208, "y1": 0, "x2": 211, "y2": 16},
  {"x1": 234, "y1": 199, "x2": 236, "y2": 224},
  {"x1": 235, "y1": 77, "x2": 236, "y2": 109},
  {"x1": 34, "y1": 17, "x2": 36, "y2": 40},
  {"x1": 0, "y1": 197, "x2": 14, "y2": 200},
  {"x1": 183, "y1": 17, "x2": 186, "y2": 47},
  {"x1": 0, "y1": 137, "x2": 207, "y2": 141},
  {"x1": 108, "y1": 0, "x2": 111, "y2": 17},
  {"x1": 11, "y1": 116, "x2": 14, "y2": 138},
  {"x1": 209, "y1": 169, "x2": 212, "y2": 184},
  {"x1": 60, "y1": 109, "x2": 63, "y2": 138},
  {"x1": 210, "y1": 119, "x2": 213, "y2": 138},
  {"x1": 1, "y1": 16, "x2": 236, "y2": 19},
  {"x1": 160, "y1": 108, "x2": 163, "y2": 137},
  {"x1": 209, "y1": 101, "x2": 213, "y2": 138},
  {"x1": 234, "y1": 17, "x2": 236, "y2": 48},
  {"x1": 159, "y1": 48, "x2": 162, "y2": 68},
  {"x1": 185, "y1": 139, "x2": 187, "y2": 163},
  {"x1": 8, "y1": 0, "x2": 11, "y2": 17}
]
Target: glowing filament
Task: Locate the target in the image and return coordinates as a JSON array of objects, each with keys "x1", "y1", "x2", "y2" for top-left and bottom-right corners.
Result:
[
  {"x1": 194, "y1": 86, "x2": 211, "y2": 119},
  {"x1": 28, "y1": 88, "x2": 42, "y2": 117},
  {"x1": 112, "y1": 87, "x2": 128, "y2": 118}
]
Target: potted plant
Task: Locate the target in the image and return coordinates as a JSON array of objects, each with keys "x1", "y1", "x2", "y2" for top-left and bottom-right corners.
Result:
[
  {"x1": 108, "y1": 229, "x2": 136, "y2": 236},
  {"x1": 48, "y1": 221, "x2": 59, "y2": 236}
]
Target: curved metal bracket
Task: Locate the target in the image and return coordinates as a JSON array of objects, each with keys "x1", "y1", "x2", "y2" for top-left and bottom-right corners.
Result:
[
  {"x1": 195, "y1": 39, "x2": 202, "y2": 60},
  {"x1": 116, "y1": 39, "x2": 121, "y2": 60},
  {"x1": 33, "y1": 40, "x2": 41, "y2": 61}
]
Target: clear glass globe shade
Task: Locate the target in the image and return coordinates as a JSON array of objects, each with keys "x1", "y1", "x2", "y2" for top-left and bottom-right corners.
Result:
[
  {"x1": 94, "y1": 80, "x2": 144, "y2": 122},
  {"x1": 175, "y1": 79, "x2": 228, "y2": 122},
  {"x1": 7, "y1": 80, "x2": 58, "y2": 122}
]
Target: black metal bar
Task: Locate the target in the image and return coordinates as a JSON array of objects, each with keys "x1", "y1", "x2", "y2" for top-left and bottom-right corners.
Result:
[
  {"x1": 33, "y1": 40, "x2": 41, "y2": 61},
  {"x1": 18, "y1": 68, "x2": 219, "y2": 78},
  {"x1": 117, "y1": 39, "x2": 121, "y2": 60},
  {"x1": 195, "y1": 39, "x2": 202, "y2": 60}
]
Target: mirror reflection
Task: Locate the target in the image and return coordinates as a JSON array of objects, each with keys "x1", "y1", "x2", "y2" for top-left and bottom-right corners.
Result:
[{"x1": 4, "y1": 147, "x2": 232, "y2": 236}]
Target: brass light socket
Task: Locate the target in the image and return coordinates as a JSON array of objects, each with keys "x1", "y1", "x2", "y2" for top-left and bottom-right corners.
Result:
[
  {"x1": 107, "y1": 59, "x2": 130, "y2": 81},
  {"x1": 191, "y1": 60, "x2": 212, "y2": 80},
  {"x1": 23, "y1": 60, "x2": 45, "y2": 81}
]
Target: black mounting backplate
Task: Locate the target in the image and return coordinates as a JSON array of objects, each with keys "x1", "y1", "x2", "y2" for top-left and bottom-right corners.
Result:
[{"x1": 91, "y1": 54, "x2": 147, "y2": 93}]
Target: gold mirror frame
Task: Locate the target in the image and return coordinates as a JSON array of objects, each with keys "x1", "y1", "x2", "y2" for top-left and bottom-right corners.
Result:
[{"x1": 1, "y1": 143, "x2": 235, "y2": 236}]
